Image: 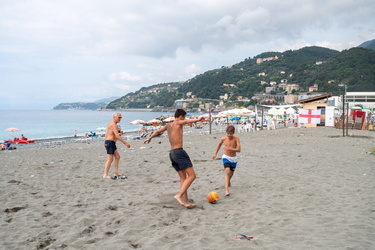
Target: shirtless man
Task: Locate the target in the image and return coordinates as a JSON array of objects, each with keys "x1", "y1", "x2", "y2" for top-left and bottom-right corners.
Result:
[
  {"x1": 103, "y1": 112, "x2": 131, "y2": 179},
  {"x1": 212, "y1": 125, "x2": 241, "y2": 196},
  {"x1": 144, "y1": 109, "x2": 205, "y2": 208}
]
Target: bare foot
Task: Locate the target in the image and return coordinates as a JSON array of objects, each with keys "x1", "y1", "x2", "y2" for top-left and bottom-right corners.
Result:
[
  {"x1": 114, "y1": 173, "x2": 124, "y2": 176},
  {"x1": 185, "y1": 203, "x2": 196, "y2": 209},
  {"x1": 174, "y1": 195, "x2": 185, "y2": 207},
  {"x1": 103, "y1": 175, "x2": 111, "y2": 179},
  {"x1": 225, "y1": 192, "x2": 230, "y2": 196}
]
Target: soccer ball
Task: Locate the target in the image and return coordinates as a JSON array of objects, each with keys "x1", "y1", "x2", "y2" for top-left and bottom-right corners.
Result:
[{"x1": 207, "y1": 192, "x2": 219, "y2": 204}]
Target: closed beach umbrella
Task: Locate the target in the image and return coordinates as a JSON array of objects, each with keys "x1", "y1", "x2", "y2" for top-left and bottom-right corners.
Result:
[{"x1": 130, "y1": 119, "x2": 145, "y2": 125}]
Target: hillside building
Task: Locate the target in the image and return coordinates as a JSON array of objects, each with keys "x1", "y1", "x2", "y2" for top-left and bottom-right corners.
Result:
[
  {"x1": 285, "y1": 84, "x2": 299, "y2": 92},
  {"x1": 266, "y1": 86, "x2": 276, "y2": 93},
  {"x1": 309, "y1": 84, "x2": 319, "y2": 92},
  {"x1": 284, "y1": 94, "x2": 298, "y2": 104},
  {"x1": 175, "y1": 99, "x2": 187, "y2": 108}
]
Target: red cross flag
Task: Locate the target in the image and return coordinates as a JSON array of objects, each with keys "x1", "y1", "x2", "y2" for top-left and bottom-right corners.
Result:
[{"x1": 298, "y1": 109, "x2": 321, "y2": 124}]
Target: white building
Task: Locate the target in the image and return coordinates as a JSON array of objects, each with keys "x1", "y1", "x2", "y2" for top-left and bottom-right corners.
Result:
[{"x1": 345, "y1": 92, "x2": 375, "y2": 109}]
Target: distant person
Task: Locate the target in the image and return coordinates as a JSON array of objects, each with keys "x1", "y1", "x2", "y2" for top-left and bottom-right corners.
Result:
[
  {"x1": 74, "y1": 130, "x2": 77, "y2": 137},
  {"x1": 212, "y1": 125, "x2": 241, "y2": 196},
  {"x1": 144, "y1": 109, "x2": 206, "y2": 208},
  {"x1": 117, "y1": 125, "x2": 123, "y2": 135},
  {"x1": 293, "y1": 112, "x2": 298, "y2": 127},
  {"x1": 21, "y1": 134, "x2": 28, "y2": 140},
  {"x1": 103, "y1": 112, "x2": 131, "y2": 179}
]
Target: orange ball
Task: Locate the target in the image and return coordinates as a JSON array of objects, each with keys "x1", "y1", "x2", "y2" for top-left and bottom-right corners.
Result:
[{"x1": 207, "y1": 192, "x2": 219, "y2": 204}]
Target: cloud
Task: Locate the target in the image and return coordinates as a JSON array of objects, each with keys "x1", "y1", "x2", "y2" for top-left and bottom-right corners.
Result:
[
  {"x1": 0, "y1": 0, "x2": 374, "y2": 109},
  {"x1": 108, "y1": 72, "x2": 141, "y2": 82},
  {"x1": 185, "y1": 64, "x2": 202, "y2": 78}
]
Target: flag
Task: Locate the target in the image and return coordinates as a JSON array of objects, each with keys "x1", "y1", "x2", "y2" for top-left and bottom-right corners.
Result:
[{"x1": 298, "y1": 109, "x2": 321, "y2": 124}]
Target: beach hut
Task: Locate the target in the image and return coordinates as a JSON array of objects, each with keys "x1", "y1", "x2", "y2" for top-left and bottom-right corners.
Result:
[{"x1": 298, "y1": 93, "x2": 332, "y2": 127}]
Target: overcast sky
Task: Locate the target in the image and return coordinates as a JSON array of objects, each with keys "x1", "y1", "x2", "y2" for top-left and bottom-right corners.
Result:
[{"x1": 1, "y1": 0, "x2": 374, "y2": 110}]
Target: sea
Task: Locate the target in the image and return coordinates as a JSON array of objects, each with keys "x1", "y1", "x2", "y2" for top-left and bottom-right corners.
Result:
[{"x1": 0, "y1": 110, "x2": 185, "y2": 141}]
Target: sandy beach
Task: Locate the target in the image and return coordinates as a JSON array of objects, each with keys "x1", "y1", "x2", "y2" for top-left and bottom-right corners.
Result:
[{"x1": 1, "y1": 126, "x2": 374, "y2": 249}]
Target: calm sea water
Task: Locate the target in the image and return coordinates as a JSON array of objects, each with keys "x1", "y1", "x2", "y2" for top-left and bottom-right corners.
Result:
[{"x1": 0, "y1": 110, "x2": 180, "y2": 141}]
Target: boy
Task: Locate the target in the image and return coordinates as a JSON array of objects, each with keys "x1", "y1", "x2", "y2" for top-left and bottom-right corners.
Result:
[
  {"x1": 212, "y1": 125, "x2": 241, "y2": 196},
  {"x1": 144, "y1": 109, "x2": 205, "y2": 208}
]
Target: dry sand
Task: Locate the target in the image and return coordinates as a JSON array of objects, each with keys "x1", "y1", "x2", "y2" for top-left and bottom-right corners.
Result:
[{"x1": 1, "y1": 127, "x2": 374, "y2": 249}]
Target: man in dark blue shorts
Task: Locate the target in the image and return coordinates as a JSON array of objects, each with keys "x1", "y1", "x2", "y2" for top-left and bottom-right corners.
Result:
[{"x1": 103, "y1": 112, "x2": 131, "y2": 179}]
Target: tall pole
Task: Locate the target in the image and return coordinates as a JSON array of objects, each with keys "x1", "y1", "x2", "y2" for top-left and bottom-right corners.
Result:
[
  {"x1": 209, "y1": 105, "x2": 212, "y2": 135},
  {"x1": 342, "y1": 94, "x2": 345, "y2": 137},
  {"x1": 261, "y1": 106, "x2": 264, "y2": 130},
  {"x1": 346, "y1": 103, "x2": 349, "y2": 136},
  {"x1": 284, "y1": 111, "x2": 287, "y2": 127}
]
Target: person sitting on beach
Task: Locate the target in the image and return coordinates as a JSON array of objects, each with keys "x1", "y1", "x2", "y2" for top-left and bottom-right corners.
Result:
[
  {"x1": 212, "y1": 125, "x2": 241, "y2": 196},
  {"x1": 21, "y1": 134, "x2": 28, "y2": 140},
  {"x1": 144, "y1": 109, "x2": 206, "y2": 209},
  {"x1": 103, "y1": 112, "x2": 131, "y2": 179}
]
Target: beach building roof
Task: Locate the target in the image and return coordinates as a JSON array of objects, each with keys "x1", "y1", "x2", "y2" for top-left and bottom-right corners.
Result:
[{"x1": 298, "y1": 93, "x2": 332, "y2": 104}]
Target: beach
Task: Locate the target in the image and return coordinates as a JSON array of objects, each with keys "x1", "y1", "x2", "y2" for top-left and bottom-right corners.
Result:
[{"x1": 1, "y1": 126, "x2": 374, "y2": 249}]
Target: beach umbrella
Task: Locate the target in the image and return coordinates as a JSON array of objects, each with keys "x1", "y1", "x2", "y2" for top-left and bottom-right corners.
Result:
[
  {"x1": 276, "y1": 107, "x2": 286, "y2": 115},
  {"x1": 5, "y1": 128, "x2": 21, "y2": 132},
  {"x1": 231, "y1": 117, "x2": 240, "y2": 120},
  {"x1": 267, "y1": 107, "x2": 277, "y2": 115},
  {"x1": 130, "y1": 119, "x2": 145, "y2": 125},
  {"x1": 163, "y1": 117, "x2": 175, "y2": 122},
  {"x1": 5, "y1": 127, "x2": 21, "y2": 137},
  {"x1": 147, "y1": 119, "x2": 161, "y2": 124}
]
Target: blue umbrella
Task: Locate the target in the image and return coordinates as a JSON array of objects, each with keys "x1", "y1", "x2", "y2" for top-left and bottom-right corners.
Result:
[{"x1": 231, "y1": 117, "x2": 240, "y2": 120}]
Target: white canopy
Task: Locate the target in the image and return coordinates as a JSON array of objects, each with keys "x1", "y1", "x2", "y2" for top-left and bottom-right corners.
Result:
[
  {"x1": 219, "y1": 108, "x2": 255, "y2": 116},
  {"x1": 286, "y1": 107, "x2": 296, "y2": 114},
  {"x1": 267, "y1": 107, "x2": 278, "y2": 115}
]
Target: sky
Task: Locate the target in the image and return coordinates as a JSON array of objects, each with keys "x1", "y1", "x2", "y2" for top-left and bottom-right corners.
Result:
[{"x1": 1, "y1": 0, "x2": 374, "y2": 110}]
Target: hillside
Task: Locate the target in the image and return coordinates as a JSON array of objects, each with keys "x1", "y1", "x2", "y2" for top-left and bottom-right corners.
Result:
[
  {"x1": 107, "y1": 46, "x2": 375, "y2": 109},
  {"x1": 358, "y1": 39, "x2": 375, "y2": 51},
  {"x1": 53, "y1": 96, "x2": 119, "y2": 110}
]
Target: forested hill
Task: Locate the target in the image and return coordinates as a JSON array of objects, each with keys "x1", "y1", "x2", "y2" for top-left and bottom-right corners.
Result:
[{"x1": 107, "y1": 46, "x2": 375, "y2": 109}]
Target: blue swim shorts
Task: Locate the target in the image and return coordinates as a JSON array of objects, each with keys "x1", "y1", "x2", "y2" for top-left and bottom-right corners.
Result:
[
  {"x1": 104, "y1": 140, "x2": 117, "y2": 155},
  {"x1": 169, "y1": 148, "x2": 193, "y2": 171}
]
